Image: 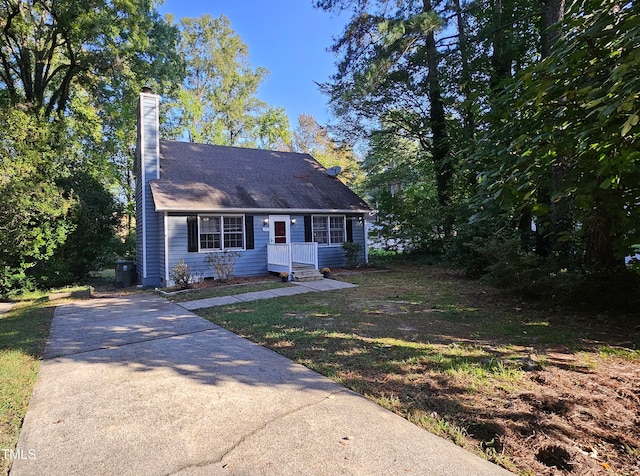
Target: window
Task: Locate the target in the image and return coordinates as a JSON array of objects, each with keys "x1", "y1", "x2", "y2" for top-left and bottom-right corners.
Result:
[
  {"x1": 312, "y1": 216, "x2": 328, "y2": 244},
  {"x1": 223, "y1": 216, "x2": 244, "y2": 248},
  {"x1": 199, "y1": 215, "x2": 244, "y2": 251},
  {"x1": 200, "y1": 217, "x2": 221, "y2": 250},
  {"x1": 312, "y1": 215, "x2": 344, "y2": 246},
  {"x1": 330, "y1": 216, "x2": 345, "y2": 244}
]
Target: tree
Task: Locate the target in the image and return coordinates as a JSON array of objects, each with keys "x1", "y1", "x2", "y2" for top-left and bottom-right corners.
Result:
[
  {"x1": 165, "y1": 14, "x2": 268, "y2": 146},
  {"x1": 363, "y1": 120, "x2": 441, "y2": 251},
  {"x1": 291, "y1": 114, "x2": 363, "y2": 187},
  {"x1": 0, "y1": 0, "x2": 178, "y2": 118},
  {"x1": 472, "y1": 0, "x2": 640, "y2": 271},
  {"x1": 37, "y1": 172, "x2": 124, "y2": 286},
  {"x1": 317, "y1": 1, "x2": 453, "y2": 202},
  {"x1": 257, "y1": 106, "x2": 291, "y2": 150},
  {"x1": 0, "y1": 110, "x2": 73, "y2": 293},
  {"x1": 0, "y1": 0, "x2": 182, "y2": 292}
]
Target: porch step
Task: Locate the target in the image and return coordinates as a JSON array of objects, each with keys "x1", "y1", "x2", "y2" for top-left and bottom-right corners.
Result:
[{"x1": 291, "y1": 263, "x2": 323, "y2": 282}]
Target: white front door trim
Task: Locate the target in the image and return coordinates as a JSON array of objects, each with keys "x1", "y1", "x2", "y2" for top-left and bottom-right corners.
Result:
[{"x1": 268, "y1": 215, "x2": 291, "y2": 244}]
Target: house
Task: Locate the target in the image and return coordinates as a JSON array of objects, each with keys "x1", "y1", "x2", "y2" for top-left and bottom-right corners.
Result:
[{"x1": 135, "y1": 89, "x2": 371, "y2": 287}]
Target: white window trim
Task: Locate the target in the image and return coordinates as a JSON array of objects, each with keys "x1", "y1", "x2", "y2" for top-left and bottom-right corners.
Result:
[
  {"x1": 198, "y1": 214, "x2": 246, "y2": 252},
  {"x1": 312, "y1": 215, "x2": 346, "y2": 247}
]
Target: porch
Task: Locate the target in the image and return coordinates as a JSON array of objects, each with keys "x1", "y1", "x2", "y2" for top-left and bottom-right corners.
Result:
[{"x1": 267, "y1": 242, "x2": 320, "y2": 281}]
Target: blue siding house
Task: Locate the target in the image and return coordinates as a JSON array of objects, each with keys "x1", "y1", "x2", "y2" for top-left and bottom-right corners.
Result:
[{"x1": 135, "y1": 89, "x2": 370, "y2": 287}]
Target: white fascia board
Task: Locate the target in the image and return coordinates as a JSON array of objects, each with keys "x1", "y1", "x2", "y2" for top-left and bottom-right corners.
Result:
[{"x1": 157, "y1": 207, "x2": 371, "y2": 214}]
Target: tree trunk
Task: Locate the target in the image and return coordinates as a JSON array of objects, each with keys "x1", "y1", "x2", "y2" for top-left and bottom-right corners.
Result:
[
  {"x1": 490, "y1": 0, "x2": 512, "y2": 89},
  {"x1": 540, "y1": 0, "x2": 566, "y2": 58},
  {"x1": 423, "y1": 0, "x2": 452, "y2": 210},
  {"x1": 540, "y1": 0, "x2": 572, "y2": 265},
  {"x1": 584, "y1": 194, "x2": 619, "y2": 271},
  {"x1": 453, "y1": 0, "x2": 477, "y2": 186}
]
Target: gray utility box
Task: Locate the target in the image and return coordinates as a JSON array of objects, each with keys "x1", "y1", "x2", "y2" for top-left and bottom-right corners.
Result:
[{"x1": 115, "y1": 260, "x2": 136, "y2": 288}]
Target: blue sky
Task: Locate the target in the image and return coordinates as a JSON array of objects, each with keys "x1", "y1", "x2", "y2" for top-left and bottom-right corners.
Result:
[{"x1": 158, "y1": 0, "x2": 348, "y2": 126}]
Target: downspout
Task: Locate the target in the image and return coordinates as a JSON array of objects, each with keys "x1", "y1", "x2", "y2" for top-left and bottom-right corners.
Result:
[
  {"x1": 363, "y1": 214, "x2": 369, "y2": 264},
  {"x1": 164, "y1": 212, "x2": 169, "y2": 285}
]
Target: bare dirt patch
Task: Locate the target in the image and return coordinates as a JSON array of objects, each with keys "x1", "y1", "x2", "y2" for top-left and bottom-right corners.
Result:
[{"x1": 470, "y1": 354, "x2": 639, "y2": 474}]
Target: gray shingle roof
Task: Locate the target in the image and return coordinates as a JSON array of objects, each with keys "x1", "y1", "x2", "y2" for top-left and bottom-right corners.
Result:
[{"x1": 149, "y1": 141, "x2": 370, "y2": 213}]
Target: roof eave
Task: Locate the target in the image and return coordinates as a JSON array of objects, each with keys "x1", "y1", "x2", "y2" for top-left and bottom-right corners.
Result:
[{"x1": 155, "y1": 206, "x2": 371, "y2": 215}]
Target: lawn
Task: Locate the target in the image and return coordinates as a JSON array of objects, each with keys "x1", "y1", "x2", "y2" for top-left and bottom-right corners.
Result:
[
  {"x1": 0, "y1": 297, "x2": 56, "y2": 476},
  {"x1": 196, "y1": 265, "x2": 640, "y2": 476}
]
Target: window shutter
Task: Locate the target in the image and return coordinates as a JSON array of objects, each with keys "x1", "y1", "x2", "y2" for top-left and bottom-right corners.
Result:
[
  {"x1": 346, "y1": 217, "x2": 354, "y2": 243},
  {"x1": 245, "y1": 215, "x2": 254, "y2": 249},
  {"x1": 187, "y1": 216, "x2": 198, "y2": 252},
  {"x1": 304, "y1": 215, "x2": 312, "y2": 242}
]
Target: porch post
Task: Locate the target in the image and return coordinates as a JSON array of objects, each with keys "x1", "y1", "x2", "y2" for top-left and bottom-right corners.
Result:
[{"x1": 313, "y1": 242, "x2": 318, "y2": 269}]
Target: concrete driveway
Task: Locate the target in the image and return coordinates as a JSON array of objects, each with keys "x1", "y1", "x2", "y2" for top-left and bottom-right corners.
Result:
[{"x1": 11, "y1": 293, "x2": 513, "y2": 475}]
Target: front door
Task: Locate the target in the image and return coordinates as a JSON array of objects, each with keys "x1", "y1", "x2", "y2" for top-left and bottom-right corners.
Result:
[{"x1": 269, "y1": 215, "x2": 290, "y2": 244}]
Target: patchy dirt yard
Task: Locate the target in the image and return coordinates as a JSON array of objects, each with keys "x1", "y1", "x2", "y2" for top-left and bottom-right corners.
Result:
[{"x1": 198, "y1": 265, "x2": 640, "y2": 475}]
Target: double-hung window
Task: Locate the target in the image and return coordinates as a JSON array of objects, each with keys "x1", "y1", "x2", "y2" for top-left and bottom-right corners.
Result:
[
  {"x1": 199, "y1": 215, "x2": 244, "y2": 251},
  {"x1": 223, "y1": 216, "x2": 244, "y2": 248},
  {"x1": 312, "y1": 215, "x2": 345, "y2": 246}
]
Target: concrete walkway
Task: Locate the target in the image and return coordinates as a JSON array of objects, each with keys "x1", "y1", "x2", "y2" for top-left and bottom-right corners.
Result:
[
  {"x1": 0, "y1": 301, "x2": 14, "y2": 316},
  {"x1": 12, "y1": 293, "x2": 513, "y2": 476},
  {"x1": 179, "y1": 278, "x2": 357, "y2": 311}
]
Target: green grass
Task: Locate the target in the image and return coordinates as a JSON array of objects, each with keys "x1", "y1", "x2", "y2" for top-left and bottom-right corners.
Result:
[
  {"x1": 0, "y1": 300, "x2": 55, "y2": 475},
  {"x1": 10, "y1": 285, "x2": 90, "y2": 302},
  {"x1": 597, "y1": 345, "x2": 640, "y2": 361},
  {"x1": 165, "y1": 280, "x2": 293, "y2": 303},
  {"x1": 1, "y1": 265, "x2": 634, "y2": 475},
  {"x1": 195, "y1": 265, "x2": 640, "y2": 475}
]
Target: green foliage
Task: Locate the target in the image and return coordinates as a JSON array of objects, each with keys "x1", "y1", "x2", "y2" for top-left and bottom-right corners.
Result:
[
  {"x1": 445, "y1": 221, "x2": 501, "y2": 279},
  {"x1": 291, "y1": 114, "x2": 363, "y2": 188},
  {"x1": 316, "y1": 1, "x2": 640, "y2": 312},
  {"x1": 165, "y1": 14, "x2": 269, "y2": 146},
  {"x1": 471, "y1": 0, "x2": 640, "y2": 271},
  {"x1": 319, "y1": 1, "x2": 455, "y2": 208},
  {"x1": 363, "y1": 124, "x2": 451, "y2": 252},
  {"x1": 0, "y1": 110, "x2": 74, "y2": 295},
  {"x1": 0, "y1": 0, "x2": 181, "y2": 294},
  {"x1": 315, "y1": 0, "x2": 540, "y2": 254},
  {"x1": 563, "y1": 268, "x2": 640, "y2": 313},
  {"x1": 341, "y1": 241, "x2": 362, "y2": 268},
  {"x1": 0, "y1": 0, "x2": 181, "y2": 118},
  {"x1": 37, "y1": 173, "x2": 124, "y2": 287},
  {"x1": 257, "y1": 106, "x2": 291, "y2": 150},
  {"x1": 456, "y1": 228, "x2": 640, "y2": 313}
]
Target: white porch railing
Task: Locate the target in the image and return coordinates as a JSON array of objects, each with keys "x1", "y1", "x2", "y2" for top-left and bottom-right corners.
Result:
[
  {"x1": 291, "y1": 242, "x2": 318, "y2": 268},
  {"x1": 267, "y1": 242, "x2": 318, "y2": 276}
]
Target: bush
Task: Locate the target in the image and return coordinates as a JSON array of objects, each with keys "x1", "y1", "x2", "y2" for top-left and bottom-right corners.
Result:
[
  {"x1": 459, "y1": 230, "x2": 640, "y2": 313},
  {"x1": 205, "y1": 251, "x2": 239, "y2": 282},
  {"x1": 368, "y1": 248, "x2": 443, "y2": 268},
  {"x1": 443, "y1": 218, "x2": 505, "y2": 278},
  {"x1": 342, "y1": 242, "x2": 362, "y2": 268},
  {"x1": 479, "y1": 235, "x2": 542, "y2": 291},
  {"x1": 564, "y1": 269, "x2": 640, "y2": 313},
  {"x1": 169, "y1": 260, "x2": 193, "y2": 290}
]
